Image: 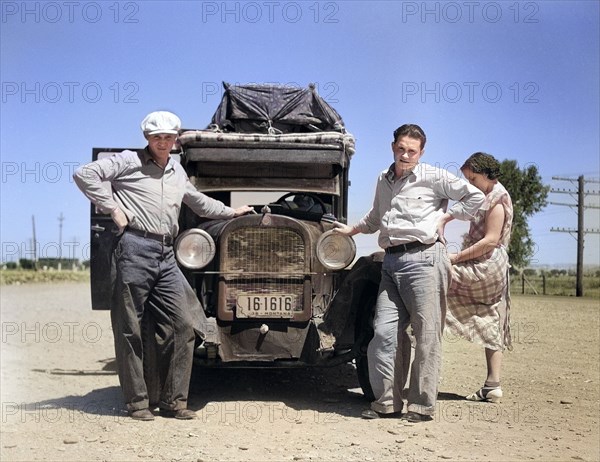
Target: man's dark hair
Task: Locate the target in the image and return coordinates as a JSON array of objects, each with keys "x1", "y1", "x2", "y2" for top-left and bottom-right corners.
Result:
[
  {"x1": 392, "y1": 124, "x2": 427, "y2": 149},
  {"x1": 461, "y1": 152, "x2": 501, "y2": 180}
]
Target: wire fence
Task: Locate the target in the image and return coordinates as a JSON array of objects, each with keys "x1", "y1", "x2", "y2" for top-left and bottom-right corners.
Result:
[{"x1": 510, "y1": 273, "x2": 600, "y2": 298}]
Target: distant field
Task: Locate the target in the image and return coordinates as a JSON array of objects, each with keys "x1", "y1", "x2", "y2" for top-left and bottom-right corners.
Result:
[
  {"x1": 2, "y1": 269, "x2": 599, "y2": 298},
  {"x1": 0, "y1": 269, "x2": 90, "y2": 285}
]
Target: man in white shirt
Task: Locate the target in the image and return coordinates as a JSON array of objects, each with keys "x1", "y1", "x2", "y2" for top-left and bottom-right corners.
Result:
[{"x1": 334, "y1": 124, "x2": 484, "y2": 422}]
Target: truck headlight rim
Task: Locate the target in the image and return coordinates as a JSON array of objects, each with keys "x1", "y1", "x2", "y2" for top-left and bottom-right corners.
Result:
[
  {"x1": 175, "y1": 228, "x2": 216, "y2": 269},
  {"x1": 316, "y1": 230, "x2": 356, "y2": 270}
]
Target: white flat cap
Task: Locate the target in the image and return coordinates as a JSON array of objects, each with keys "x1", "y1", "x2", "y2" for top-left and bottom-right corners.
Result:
[{"x1": 140, "y1": 111, "x2": 181, "y2": 135}]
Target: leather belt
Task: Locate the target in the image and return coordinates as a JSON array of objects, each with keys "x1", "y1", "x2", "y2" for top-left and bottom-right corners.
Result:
[
  {"x1": 126, "y1": 228, "x2": 174, "y2": 246},
  {"x1": 385, "y1": 240, "x2": 435, "y2": 254}
]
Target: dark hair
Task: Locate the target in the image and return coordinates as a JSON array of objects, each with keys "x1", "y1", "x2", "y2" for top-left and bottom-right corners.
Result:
[
  {"x1": 461, "y1": 152, "x2": 501, "y2": 180},
  {"x1": 393, "y1": 124, "x2": 427, "y2": 149}
]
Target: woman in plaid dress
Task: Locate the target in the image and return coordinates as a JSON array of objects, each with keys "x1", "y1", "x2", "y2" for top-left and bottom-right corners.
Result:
[{"x1": 440, "y1": 152, "x2": 513, "y2": 403}]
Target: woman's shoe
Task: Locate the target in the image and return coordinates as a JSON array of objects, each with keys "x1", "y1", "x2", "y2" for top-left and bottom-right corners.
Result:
[{"x1": 466, "y1": 386, "x2": 503, "y2": 403}]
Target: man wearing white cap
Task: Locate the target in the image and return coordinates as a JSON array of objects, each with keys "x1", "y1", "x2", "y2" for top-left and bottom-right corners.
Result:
[{"x1": 74, "y1": 111, "x2": 253, "y2": 420}]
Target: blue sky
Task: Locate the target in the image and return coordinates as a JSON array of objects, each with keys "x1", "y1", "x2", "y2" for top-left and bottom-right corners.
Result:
[{"x1": 1, "y1": 0, "x2": 599, "y2": 267}]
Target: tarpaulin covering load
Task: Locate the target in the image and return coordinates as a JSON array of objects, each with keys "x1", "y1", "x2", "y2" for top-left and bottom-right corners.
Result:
[{"x1": 209, "y1": 82, "x2": 347, "y2": 134}]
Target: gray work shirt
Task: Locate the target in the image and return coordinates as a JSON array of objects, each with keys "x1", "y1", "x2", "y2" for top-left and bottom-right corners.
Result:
[
  {"x1": 73, "y1": 149, "x2": 235, "y2": 237},
  {"x1": 355, "y1": 162, "x2": 485, "y2": 249}
]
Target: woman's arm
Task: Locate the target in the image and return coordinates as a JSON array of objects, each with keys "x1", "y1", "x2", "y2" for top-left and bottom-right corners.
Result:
[{"x1": 450, "y1": 203, "x2": 505, "y2": 264}]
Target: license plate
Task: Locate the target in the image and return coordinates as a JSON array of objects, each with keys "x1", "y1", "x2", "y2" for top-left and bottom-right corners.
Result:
[{"x1": 236, "y1": 294, "x2": 297, "y2": 318}]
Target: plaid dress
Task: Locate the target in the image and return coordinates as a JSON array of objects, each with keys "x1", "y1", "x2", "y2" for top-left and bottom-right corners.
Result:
[{"x1": 446, "y1": 182, "x2": 513, "y2": 351}]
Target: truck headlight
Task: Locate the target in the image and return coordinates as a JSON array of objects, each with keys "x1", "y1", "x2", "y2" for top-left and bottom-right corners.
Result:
[
  {"x1": 316, "y1": 230, "x2": 356, "y2": 270},
  {"x1": 175, "y1": 229, "x2": 216, "y2": 269}
]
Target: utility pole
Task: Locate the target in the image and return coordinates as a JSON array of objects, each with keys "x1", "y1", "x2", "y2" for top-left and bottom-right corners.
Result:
[
  {"x1": 550, "y1": 175, "x2": 600, "y2": 296},
  {"x1": 70, "y1": 236, "x2": 79, "y2": 270},
  {"x1": 58, "y1": 212, "x2": 65, "y2": 271},
  {"x1": 31, "y1": 215, "x2": 38, "y2": 271}
]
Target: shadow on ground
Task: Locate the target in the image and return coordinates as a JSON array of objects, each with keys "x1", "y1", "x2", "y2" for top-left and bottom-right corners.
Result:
[
  {"x1": 20, "y1": 358, "x2": 467, "y2": 420},
  {"x1": 188, "y1": 361, "x2": 369, "y2": 418}
]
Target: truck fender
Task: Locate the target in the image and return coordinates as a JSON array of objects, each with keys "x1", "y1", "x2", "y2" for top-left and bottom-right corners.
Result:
[{"x1": 321, "y1": 252, "x2": 383, "y2": 343}]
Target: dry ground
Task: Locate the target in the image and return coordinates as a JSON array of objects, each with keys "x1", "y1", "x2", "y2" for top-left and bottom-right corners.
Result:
[{"x1": 1, "y1": 282, "x2": 598, "y2": 461}]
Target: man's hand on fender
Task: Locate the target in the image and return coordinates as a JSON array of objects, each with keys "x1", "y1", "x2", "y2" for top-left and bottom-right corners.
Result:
[
  {"x1": 233, "y1": 205, "x2": 255, "y2": 216},
  {"x1": 332, "y1": 221, "x2": 356, "y2": 236}
]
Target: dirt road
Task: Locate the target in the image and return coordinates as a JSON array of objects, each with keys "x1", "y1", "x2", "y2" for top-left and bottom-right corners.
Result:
[{"x1": 1, "y1": 282, "x2": 598, "y2": 461}]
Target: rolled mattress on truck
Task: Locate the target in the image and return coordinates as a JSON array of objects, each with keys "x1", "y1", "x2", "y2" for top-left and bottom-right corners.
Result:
[{"x1": 178, "y1": 129, "x2": 355, "y2": 155}]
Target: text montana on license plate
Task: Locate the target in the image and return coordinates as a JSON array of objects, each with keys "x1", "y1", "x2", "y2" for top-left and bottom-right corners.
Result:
[{"x1": 236, "y1": 294, "x2": 297, "y2": 318}]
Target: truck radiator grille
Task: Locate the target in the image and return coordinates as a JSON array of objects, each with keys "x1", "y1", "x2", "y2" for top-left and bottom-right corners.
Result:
[
  {"x1": 219, "y1": 226, "x2": 308, "y2": 319},
  {"x1": 223, "y1": 227, "x2": 305, "y2": 274}
]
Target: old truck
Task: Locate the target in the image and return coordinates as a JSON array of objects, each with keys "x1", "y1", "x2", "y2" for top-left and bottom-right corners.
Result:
[{"x1": 89, "y1": 83, "x2": 381, "y2": 399}]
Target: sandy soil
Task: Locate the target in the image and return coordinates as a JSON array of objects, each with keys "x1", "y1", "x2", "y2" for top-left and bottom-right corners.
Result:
[{"x1": 1, "y1": 282, "x2": 598, "y2": 461}]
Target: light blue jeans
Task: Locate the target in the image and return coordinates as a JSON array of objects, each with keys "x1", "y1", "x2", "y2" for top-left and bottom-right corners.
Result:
[{"x1": 368, "y1": 242, "x2": 451, "y2": 416}]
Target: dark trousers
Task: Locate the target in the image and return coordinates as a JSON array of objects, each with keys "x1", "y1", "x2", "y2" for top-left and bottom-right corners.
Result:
[{"x1": 112, "y1": 232, "x2": 195, "y2": 411}]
